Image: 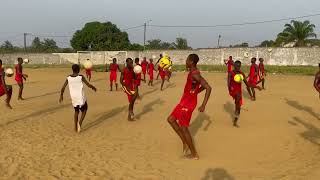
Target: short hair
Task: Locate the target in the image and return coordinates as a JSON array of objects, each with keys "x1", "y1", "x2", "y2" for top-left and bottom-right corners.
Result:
[
  {"x1": 72, "y1": 64, "x2": 80, "y2": 73},
  {"x1": 252, "y1": 57, "x2": 257, "y2": 61},
  {"x1": 135, "y1": 57, "x2": 139, "y2": 62},
  {"x1": 126, "y1": 58, "x2": 133, "y2": 63},
  {"x1": 234, "y1": 60, "x2": 241, "y2": 65},
  {"x1": 18, "y1": 57, "x2": 23, "y2": 61},
  {"x1": 0, "y1": 59, "x2": 2, "y2": 64},
  {"x1": 188, "y1": 54, "x2": 199, "y2": 64},
  {"x1": 319, "y1": 63, "x2": 320, "y2": 67},
  {"x1": 259, "y1": 58, "x2": 263, "y2": 61},
  {"x1": 112, "y1": 58, "x2": 117, "y2": 61},
  {"x1": 229, "y1": 56, "x2": 232, "y2": 59}
]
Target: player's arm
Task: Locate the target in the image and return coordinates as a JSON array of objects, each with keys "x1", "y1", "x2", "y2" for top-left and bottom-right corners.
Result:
[
  {"x1": 117, "y1": 65, "x2": 121, "y2": 72},
  {"x1": 313, "y1": 73, "x2": 320, "y2": 93},
  {"x1": 59, "y1": 79, "x2": 68, "y2": 103},
  {"x1": 1, "y1": 72, "x2": 9, "y2": 95},
  {"x1": 224, "y1": 59, "x2": 228, "y2": 65},
  {"x1": 192, "y1": 74, "x2": 212, "y2": 112},
  {"x1": 82, "y1": 76, "x2": 97, "y2": 91},
  {"x1": 227, "y1": 72, "x2": 232, "y2": 91}
]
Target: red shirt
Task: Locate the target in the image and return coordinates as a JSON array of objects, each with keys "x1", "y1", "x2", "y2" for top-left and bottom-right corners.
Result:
[
  {"x1": 227, "y1": 60, "x2": 233, "y2": 72},
  {"x1": 249, "y1": 64, "x2": 258, "y2": 79},
  {"x1": 110, "y1": 63, "x2": 119, "y2": 72},
  {"x1": 258, "y1": 63, "x2": 265, "y2": 75},
  {"x1": 230, "y1": 71, "x2": 245, "y2": 94},
  {"x1": 178, "y1": 69, "x2": 201, "y2": 108},
  {"x1": 15, "y1": 64, "x2": 23, "y2": 81},
  {"x1": 0, "y1": 67, "x2": 3, "y2": 86},
  {"x1": 123, "y1": 67, "x2": 135, "y2": 87},
  {"x1": 141, "y1": 60, "x2": 148, "y2": 71},
  {"x1": 148, "y1": 63, "x2": 154, "y2": 73}
]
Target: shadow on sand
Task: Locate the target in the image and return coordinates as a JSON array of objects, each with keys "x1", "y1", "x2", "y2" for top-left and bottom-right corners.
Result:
[
  {"x1": 285, "y1": 98, "x2": 319, "y2": 120},
  {"x1": 201, "y1": 168, "x2": 235, "y2": 180},
  {"x1": 290, "y1": 117, "x2": 320, "y2": 146},
  {"x1": 135, "y1": 98, "x2": 165, "y2": 120},
  {"x1": 190, "y1": 113, "x2": 212, "y2": 137}
]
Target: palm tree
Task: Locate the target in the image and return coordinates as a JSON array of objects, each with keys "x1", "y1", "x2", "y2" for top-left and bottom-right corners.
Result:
[{"x1": 276, "y1": 20, "x2": 317, "y2": 47}]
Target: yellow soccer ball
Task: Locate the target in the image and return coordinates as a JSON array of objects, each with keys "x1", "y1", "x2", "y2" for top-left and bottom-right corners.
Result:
[
  {"x1": 159, "y1": 57, "x2": 172, "y2": 69},
  {"x1": 234, "y1": 74, "x2": 244, "y2": 83},
  {"x1": 83, "y1": 61, "x2": 93, "y2": 69}
]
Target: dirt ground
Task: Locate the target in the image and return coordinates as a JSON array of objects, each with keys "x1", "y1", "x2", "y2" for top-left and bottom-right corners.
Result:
[{"x1": 0, "y1": 68, "x2": 320, "y2": 180}]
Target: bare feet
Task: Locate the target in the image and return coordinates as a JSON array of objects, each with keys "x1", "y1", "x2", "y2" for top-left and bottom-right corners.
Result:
[
  {"x1": 183, "y1": 144, "x2": 189, "y2": 155},
  {"x1": 5, "y1": 103, "x2": 12, "y2": 109},
  {"x1": 128, "y1": 112, "x2": 135, "y2": 121},
  {"x1": 184, "y1": 154, "x2": 199, "y2": 160},
  {"x1": 77, "y1": 122, "x2": 81, "y2": 133},
  {"x1": 18, "y1": 97, "x2": 25, "y2": 101}
]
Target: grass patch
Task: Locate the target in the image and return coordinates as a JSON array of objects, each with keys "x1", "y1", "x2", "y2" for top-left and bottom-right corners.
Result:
[{"x1": 3, "y1": 64, "x2": 317, "y2": 76}]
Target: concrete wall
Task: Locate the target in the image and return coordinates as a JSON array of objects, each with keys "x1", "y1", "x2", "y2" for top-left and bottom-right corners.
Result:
[{"x1": 1, "y1": 48, "x2": 319, "y2": 66}]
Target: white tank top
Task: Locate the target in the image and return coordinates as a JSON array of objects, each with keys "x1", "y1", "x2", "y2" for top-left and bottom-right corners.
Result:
[{"x1": 67, "y1": 75, "x2": 86, "y2": 107}]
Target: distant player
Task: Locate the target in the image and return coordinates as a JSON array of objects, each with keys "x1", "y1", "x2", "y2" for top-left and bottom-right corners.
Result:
[
  {"x1": 228, "y1": 60, "x2": 260, "y2": 127},
  {"x1": 147, "y1": 58, "x2": 155, "y2": 86},
  {"x1": 141, "y1": 57, "x2": 148, "y2": 82},
  {"x1": 120, "y1": 58, "x2": 137, "y2": 121},
  {"x1": 85, "y1": 59, "x2": 92, "y2": 82},
  {"x1": 109, "y1": 58, "x2": 120, "y2": 91},
  {"x1": 167, "y1": 54, "x2": 212, "y2": 160},
  {"x1": 134, "y1": 58, "x2": 142, "y2": 99},
  {"x1": 224, "y1": 56, "x2": 234, "y2": 75},
  {"x1": 159, "y1": 66, "x2": 167, "y2": 91},
  {"x1": 59, "y1": 64, "x2": 97, "y2": 133},
  {"x1": 257, "y1": 58, "x2": 266, "y2": 89},
  {"x1": 247, "y1": 57, "x2": 259, "y2": 101},
  {"x1": 314, "y1": 63, "x2": 320, "y2": 98},
  {"x1": 15, "y1": 57, "x2": 28, "y2": 100},
  {"x1": 0, "y1": 59, "x2": 13, "y2": 109},
  {"x1": 156, "y1": 54, "x2": 163, "y2": 80}
]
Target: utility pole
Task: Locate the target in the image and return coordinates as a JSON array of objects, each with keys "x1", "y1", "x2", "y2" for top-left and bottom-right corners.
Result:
[
  {"x1": 24, "y1": 33, "x2": 27, "y2": 52},
  {"x1": 143, "y1": 23, "x2": 146, "y2": 51},
  {"x1": 217, "y1": 35, "x2": 221, "y2": 48}
]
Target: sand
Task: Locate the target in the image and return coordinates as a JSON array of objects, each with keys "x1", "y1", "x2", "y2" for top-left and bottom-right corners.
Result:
[{"x1": 0, "y1": 68, "x2": 320, "y2": 180}]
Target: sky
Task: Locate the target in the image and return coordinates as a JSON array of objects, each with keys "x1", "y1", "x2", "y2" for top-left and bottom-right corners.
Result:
[{"x1": 0, "y1": 0, "x2": 320, "y2": 48}]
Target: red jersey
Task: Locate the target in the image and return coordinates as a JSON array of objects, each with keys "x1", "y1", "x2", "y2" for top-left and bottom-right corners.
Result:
[
  {"x1": 0, "y1": 67, "x2": 3, "y2": 86},
  {"x1": 148, "y1": 63, "x2": 154, "y2": 73},
  {"x1": 141, "y1": 60, "x2": 148, "y2": 73},
  {"x1": 15, "y1": 64, "x2": 23, "y2": 82},
  {"x1": 110, "y1": 63, "x2": 119, "y2": 72},
  {"x1": 227, "y1": 60, "x2": 233, "y2": 72},
  {"x1": 258, "y1": 63, "x2": 265, "y2": 76},
  {"x1": 229, "y1": 70, "x2": 245, "y2": 105},
  {"x1": 178, "y1": 69, "x2": 201, "y2": 108},
  {"x1": 123, "y1": 67, "x2": 135, "y2": 87}
]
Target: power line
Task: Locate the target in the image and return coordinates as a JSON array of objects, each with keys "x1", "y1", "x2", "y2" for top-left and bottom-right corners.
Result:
[
  {"x1": 122, "y1": 24, "x2": 144, "y2": 31},
  {"x1": 148, "y1": 13, "x2": 320, "y2": 28}
]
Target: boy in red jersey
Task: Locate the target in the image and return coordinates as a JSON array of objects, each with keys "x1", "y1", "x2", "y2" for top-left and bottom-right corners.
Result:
[
  {"x1": 141, "y1": 57, "x2": 148, "y2": 82},
  {"x1": 224, "y1": 56, "x2": 234, "y2": 74},
  {"x1": 247, "y1": 57, "x2": 260, "y2": 101},
  {"x1": 147, "y1": 58, "x2": 155, "y2": 86},
  {"x1": 121, "y1": 58, "x2": 137, "y2": 121},
  {"x1": 15, "y1": 57, "x2": 28, "y2": 100},
  {"x1": 0, "y1": 59, "x2": 13, "y2": 109},
  {"x1": 257, "y1": 58, "x2": 266, "y2": 89},
  {"x1": 85, "y1": 59, "x2": 92, "y2": 82},
  {"x1": 314, "y1": 63, "x2": 320, "y2": 98},
  {"x1": 109, "y1": 58, "x2": 121, "y2": 91},
  {"x1": 228, "y1": 60, "x2": 260, "y2": 127},
  {"x1": 167, "y1": 54, "x2": 212, "y2": 160}
]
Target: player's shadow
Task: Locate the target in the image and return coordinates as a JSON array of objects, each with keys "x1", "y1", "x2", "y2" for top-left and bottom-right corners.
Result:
[
  {"x1": 0, "y1": 104, "x2": 71, "y2": 127},
  {"x1": 163, "y1": 83, "x2": 176, "y2": 90},
  {"x1": 284, "y1": 98, "x2": 319, "y2": 120},
  {"x1": 289, "y1": 117, "x2": 320, "y2": 146},
  {"x1": 223, "y1": 102, "x2": 234, "y2": 121},
  {"x1": 141, "y1": 88, "x2": 157, "y2": 98},
  {"x1": 190, "y1": 113, "x2": 212, "y2": 137},
  {"x1": 82, "y1": 105, "x2": 127, "y2": 132},
  {"x1": 135, "y1": 98, "x2": 165, "y2": 120},
  {"x1": 25, "y1": 91, "x2": 60, "y2": 100},
  {"x1": 91, "y1": 78, "x2": 105, "y2": 82},
  {"x1": 201, "y1": 168, "x2": 235, "y2": 180}
]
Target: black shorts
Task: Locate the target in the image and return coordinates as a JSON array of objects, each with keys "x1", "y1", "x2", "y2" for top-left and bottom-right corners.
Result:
[{"x1": 74, "y1": 102, "x2": 88, "y2": 112}]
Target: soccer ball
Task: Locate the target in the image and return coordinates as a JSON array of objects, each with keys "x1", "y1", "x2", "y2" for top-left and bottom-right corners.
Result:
[
  {"x1": 152, "y1": 55, "x2": 157, "y2": 59},
  {"x1": 5, "y1": 68, "x2": 14, "y2": 77},
  {"x1": 23, "y1": 58, "x2": 30, "y2": 64},
  {"x1": 234, "y1": 74, "x2": 244, "y2": 83},
  {"x1": 159, "y1": 57, "x2": 172, "y2": 69},
  {"x1": 133, "y1": 65, "x2": 142, "y2": 74},
  {"x1": 83, "y1": 61, "x2": 93, "y2": 69},
  {"x1": 244, "y1": 52, "x2": 249, "y2": 58}
]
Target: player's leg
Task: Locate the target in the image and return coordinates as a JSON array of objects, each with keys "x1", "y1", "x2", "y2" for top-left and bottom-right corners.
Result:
[
  {"x1": 115, "y1": 82, "x2": 118, "y2": 91},
  {"x1": 167, "y1": 115, "x2": 188, "y2": 153},
  {"x1": 251, "y1": 87, "x2": 256, "y2": 100},
  {"x1": 233, "y1": 93, "x2": 241, "y2": 127},
  {"x1": 181, "y1": 127, "x2": 199, "y2": 160},
  {"x1": 246, "y1": 86, "x2": 253, "y2": 99},
  {"x1": 17, "y1": 82, "x2": 24, "y2": 100},
  {"x1": 78, "y1": 103, "x2": 88, "y2": 132},
  {"x1": 128, "y1": 95, "x2": 137, "y2": 121},
  {"x1": 74, "y1": 108, "x2": 80, "y2": 132},
  {"x1": 160, "y1": 79, "x2": 165, "y2": 91},
  {"x1": 262, "y1": 78, "x2": 265, "y2": 89},
  {"x1": 5, "y1": 85, "x2": 12, "y2": 109},
  {"x1": 110, "y1": 80, "x2": 113, "y2": 91}
]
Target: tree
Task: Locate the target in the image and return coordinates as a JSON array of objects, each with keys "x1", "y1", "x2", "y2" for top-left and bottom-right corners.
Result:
[
  {"x1": 1, "y1": 40, "x2": 14, "y2": 50},
  {"x1": 70, "y1": 21, "x2": 130, "y2": 51},
  {"x1": 146, "y1": 39, "x2": 174, "y2": 50},
  {"x1": 43, "y1": 38, "x2": 58, "y2": 51},
  {"x1": 129, "y1": 43, "x2": 144, "y2": 51},
  {"x1": 259, "y1": 40, "x2": 275, "y2": 47},
  {"x1": 172, "y1": 37, "x2": 191, "y2": 49},
  {"x1": 276, "y1": 20, "x2": 317, "y2": 47},
  {"x1": 31, "y1": 37, "x2": 44, "y2": 51},
  {"x1": 232, "y1": 42, "x2": 249, "y2": 48}
]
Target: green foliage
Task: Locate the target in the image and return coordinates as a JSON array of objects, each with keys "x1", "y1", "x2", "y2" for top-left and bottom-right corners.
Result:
[
  {"x1": 129, "y1": 43, "x2": 144, "y2": 51},
  {"x1": 259, "y1": 40, "x2": 275, "y2": 47},
  {"x1": 231, "y1": 42, "x2": 249, "y2": 48},
  {"x1": 276, "y1": 20, "x2": 316, "y2": 47},
  {"x1": 172, "y1": 38, "x2": 191, "y2": 50},
  {"x1": 1, "y1": 40, "x2": 14, "y2": 50},
  {"x1": 146, "y1": 38, "x2": 191, "y2": 50},
  {"x1": 70, "y1": 21, "x2": 130, "y2": 51}
]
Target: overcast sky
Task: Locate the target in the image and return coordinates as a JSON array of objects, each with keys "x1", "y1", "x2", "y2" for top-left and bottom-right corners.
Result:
[{"x1": 1, "y1": 0, "x2": 320, "y2": 48}]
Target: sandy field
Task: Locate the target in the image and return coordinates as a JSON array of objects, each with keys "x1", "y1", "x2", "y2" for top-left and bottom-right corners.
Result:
[{"x1": 0, "y1": 68, "x2": 320, "y2": 180}]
